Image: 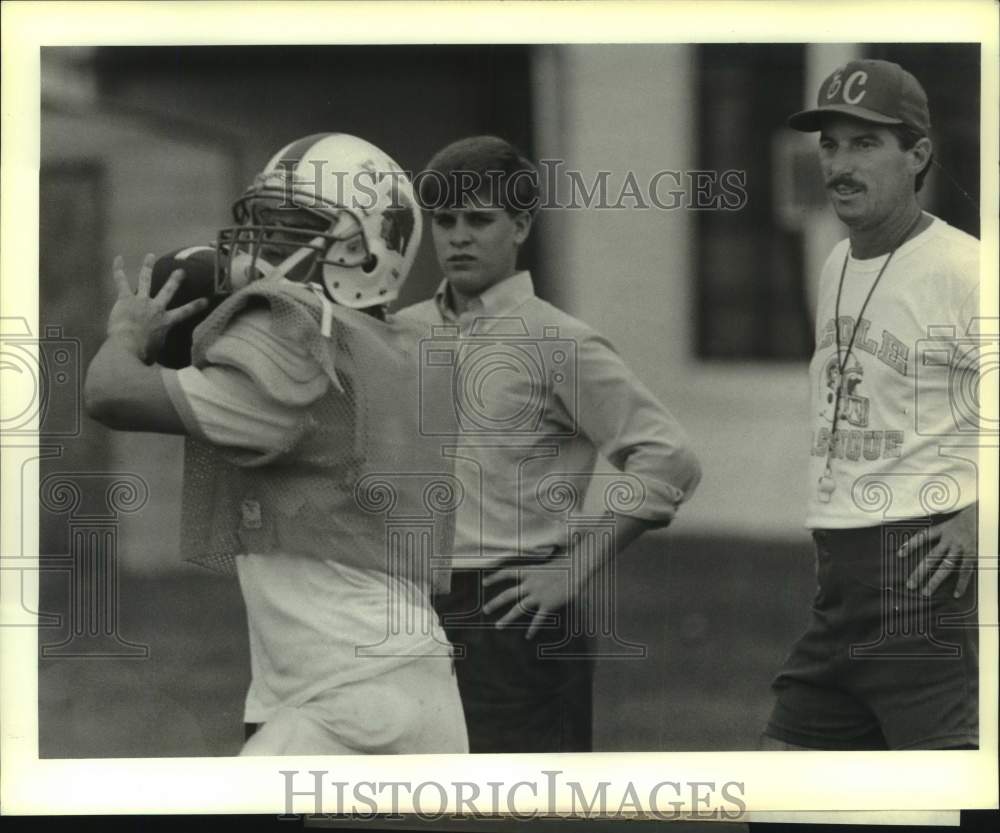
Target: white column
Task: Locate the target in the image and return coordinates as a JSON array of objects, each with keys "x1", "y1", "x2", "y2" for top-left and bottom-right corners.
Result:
[
  {"x1": 532, "y1": 44, "x2": 695, "y2": 389},
  {"x1": 801, "y1": 44, "x2": 861, "y2": 313}
]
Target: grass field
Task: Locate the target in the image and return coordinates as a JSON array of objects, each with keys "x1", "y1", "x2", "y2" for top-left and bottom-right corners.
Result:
[{"x1": 38, "y1": 531, "x2": 815, "y2": 757}]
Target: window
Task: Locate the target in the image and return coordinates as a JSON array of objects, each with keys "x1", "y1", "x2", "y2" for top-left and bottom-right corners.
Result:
[{"x1": 695, "y1": 44, "x2": 813, "y2": 360}]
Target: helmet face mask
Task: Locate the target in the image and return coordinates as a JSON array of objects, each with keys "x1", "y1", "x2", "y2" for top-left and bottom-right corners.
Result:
[
  {"x1": 215, "y1": 133, "x2": 421, "y2": 308},
  {"x1": 218, "y1": 194, "x2": 372, "y2": 289}
]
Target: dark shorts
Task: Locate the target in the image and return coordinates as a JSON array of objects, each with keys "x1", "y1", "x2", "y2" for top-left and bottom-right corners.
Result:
[
  {"x1": 433, "y1": 566, "x2": 594, "y2": 754},
  {"x1": 765, "y1": 516, "x2": 978, "y2": 750}
]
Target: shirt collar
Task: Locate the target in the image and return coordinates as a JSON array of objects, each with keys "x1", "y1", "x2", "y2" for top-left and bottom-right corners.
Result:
[{"x1": 434, "y1": 270, "x2": 535, "y2": 321}]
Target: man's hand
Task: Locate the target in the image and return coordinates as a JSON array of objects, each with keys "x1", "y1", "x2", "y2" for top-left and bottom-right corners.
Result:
[
  {"x1": 84, "y1": 253, "x2": 208, "y2": 434},
  {"x1": 482, "y1": 551, "x2": 594, "y2": 640},
  {"x1": 897, "y1": 503, "x2": 978, "y2": 598},
  {"x1": 108, "y1": 253, "x2": 207, "y2": 363},
  {"x1": 480, "y1": 514, "x2": 656, "y2": 639}
]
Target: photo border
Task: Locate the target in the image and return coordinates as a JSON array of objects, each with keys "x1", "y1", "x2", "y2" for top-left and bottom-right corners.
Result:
[{"x1": 2, "y1": 0, "x2": 997, "y2": 819}]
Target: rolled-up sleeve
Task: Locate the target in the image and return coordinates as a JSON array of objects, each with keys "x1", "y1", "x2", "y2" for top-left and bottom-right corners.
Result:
[{"x1": 568, "y1": 333, "x2": 701, "y2": 524}]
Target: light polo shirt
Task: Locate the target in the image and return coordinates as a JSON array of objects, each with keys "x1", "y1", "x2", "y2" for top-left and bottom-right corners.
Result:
[{"x1": 398, "y1": 270, "x2": 701, "y2": 568}]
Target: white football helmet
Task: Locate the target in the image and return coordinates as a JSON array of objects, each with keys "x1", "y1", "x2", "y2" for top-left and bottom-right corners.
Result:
[{"x1": 216, "y1": 133, "x2": 421, "y2": 309}]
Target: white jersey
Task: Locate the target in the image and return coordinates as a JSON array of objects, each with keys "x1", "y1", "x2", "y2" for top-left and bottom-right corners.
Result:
[
  {"x1": 805, "y1": 215, "x2": 980, "y2": 529},
  {"x1": 165, "y1": 360, "x2": 452, "y2": 724},
  {"x1": 235, "y1": 550, "x2": 448, "y2": 724}
]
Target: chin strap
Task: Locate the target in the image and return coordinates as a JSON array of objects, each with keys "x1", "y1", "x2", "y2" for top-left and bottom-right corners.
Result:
[
  {"x1": 307, "y1": 281, "x2": 335, "y2": 338},
  {"x1": 265, "y1": 236, "x2": 325, "y2": 282},
  {"x1": 265, "y1": 236, "x2": 335, "y2": 337}
]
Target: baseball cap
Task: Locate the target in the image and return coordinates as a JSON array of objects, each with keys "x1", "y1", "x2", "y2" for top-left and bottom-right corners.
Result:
[{"x1": 787, "y1": 59, "x2": 930, "y2": 135}]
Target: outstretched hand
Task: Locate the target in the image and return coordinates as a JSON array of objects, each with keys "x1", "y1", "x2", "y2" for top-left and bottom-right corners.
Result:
[{"x1": 107, "y1": 253, "x2": 208, "y2": 363}]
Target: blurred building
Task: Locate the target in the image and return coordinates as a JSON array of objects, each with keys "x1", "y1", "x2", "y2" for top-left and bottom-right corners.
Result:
[{"x1": 39, "y1": 44, "x2": 981, "y2": 572}]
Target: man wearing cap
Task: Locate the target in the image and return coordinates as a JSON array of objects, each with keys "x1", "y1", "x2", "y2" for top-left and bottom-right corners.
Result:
[{"x1": 762, "y1": 60, "x2": 980, "y2": 750}]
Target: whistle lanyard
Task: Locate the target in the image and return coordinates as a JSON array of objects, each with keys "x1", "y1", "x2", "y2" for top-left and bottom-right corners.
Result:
[{"x1": 817, "y1": 211, "x2": 923, "y2": 502}]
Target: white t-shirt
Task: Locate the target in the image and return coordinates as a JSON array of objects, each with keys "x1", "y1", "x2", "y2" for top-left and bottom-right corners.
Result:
[
  {"x1": 165, "y1": 363, "x2": 452, "y2": 724},
  {"x1": 805, "y1": 216, "x2": 980, "y2": 529}
]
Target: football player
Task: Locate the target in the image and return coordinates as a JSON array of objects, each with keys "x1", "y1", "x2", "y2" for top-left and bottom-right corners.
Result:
[{"x1": 84, "y1": 133, "x2": 468, "y2": 755}]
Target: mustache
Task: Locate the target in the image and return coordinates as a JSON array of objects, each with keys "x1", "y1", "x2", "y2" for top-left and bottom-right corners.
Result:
[{"x1": 826, "y1": 176, "x2": 865, "y2": 191}]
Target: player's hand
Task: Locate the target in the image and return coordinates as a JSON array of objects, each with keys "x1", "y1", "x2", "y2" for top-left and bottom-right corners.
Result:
[
  {"x1": 482, "y1": 549, "x2": 605, "y2": 640},
  {"x1": 897, "y1": 502, "x2": 978, "y2": 598},
  {"x1": 107, "y1": 253, "x2": 209, "y2": 363}
]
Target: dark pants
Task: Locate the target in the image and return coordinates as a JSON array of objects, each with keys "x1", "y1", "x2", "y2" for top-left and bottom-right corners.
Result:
[
  {"x1": 767, "y1": 514, "x2": 978, "y2": 750},
  {"x1": 434, "y1": 567, "x2": 595, "y2": 753}
]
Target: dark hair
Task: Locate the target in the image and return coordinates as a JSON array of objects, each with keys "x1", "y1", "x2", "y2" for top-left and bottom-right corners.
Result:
[
  {"x1": 416, "y1": 136, "x2": 539, "y2": 215},
  {"x1": 888, "y1": 124, "x2": 932, "y2": 193}
]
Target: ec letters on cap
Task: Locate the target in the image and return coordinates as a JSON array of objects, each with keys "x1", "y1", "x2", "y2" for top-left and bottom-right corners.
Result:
[
  {"x1": 824, "y1": 68, "x2": 870, "y2": 105},
  {"x1": 787, "y1": 59, "x2": 931, "y2": 135}
]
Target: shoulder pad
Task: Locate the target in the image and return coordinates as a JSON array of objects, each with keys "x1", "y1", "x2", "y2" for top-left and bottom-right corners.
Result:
[{"x1": 203, "y1": 307, "x2": 330, "y2": 407}]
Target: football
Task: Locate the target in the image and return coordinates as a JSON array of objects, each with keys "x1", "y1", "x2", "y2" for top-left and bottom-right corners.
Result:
[{"x1": 150, "y1": 246, "x2": 225, "y2": 368}]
